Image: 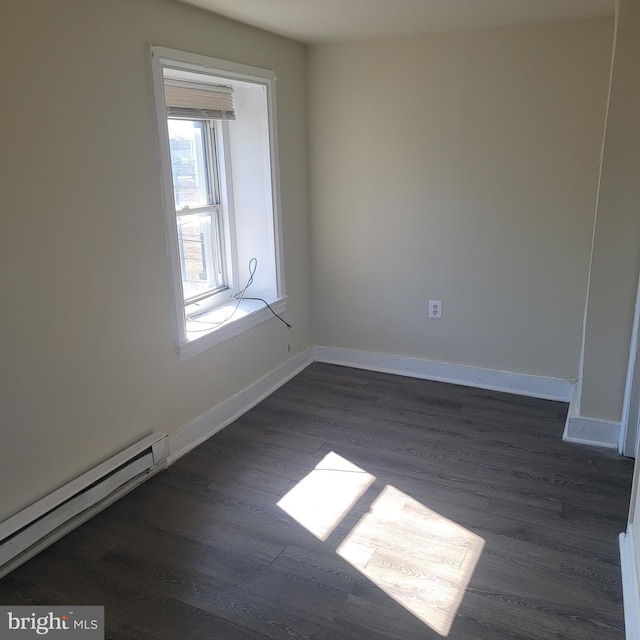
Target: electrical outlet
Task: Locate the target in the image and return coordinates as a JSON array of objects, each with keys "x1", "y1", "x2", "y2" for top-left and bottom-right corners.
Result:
[{"x1": 429, "y1": 300, "x2": 442, "y2": 319}]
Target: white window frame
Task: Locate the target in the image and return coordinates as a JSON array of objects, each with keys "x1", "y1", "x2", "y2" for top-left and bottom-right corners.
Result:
[{"x1": 150, "y1": 46, "x2": 287, "y2": 360}]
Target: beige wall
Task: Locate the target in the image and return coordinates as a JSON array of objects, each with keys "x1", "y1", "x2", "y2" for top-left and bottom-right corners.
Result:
[
  {"x1": 599, "y1": 0, "x2": 640, "y2": 592},
  {"x1": 0, "y1": 0, "x2": 311, "y2": 522},
  {"x1": 0, "y1": 0, "x2": 629, "y2": 529},
  {"x1": 309, "y1": 18, "x2": 612, "y2": 379},
  {"x1": 579, "y1": 0, "x2": 640, "y2": 421}
]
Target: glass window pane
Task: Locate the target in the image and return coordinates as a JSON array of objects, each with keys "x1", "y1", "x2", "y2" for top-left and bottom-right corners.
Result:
[
  {"x1": 177, "y1": 211, "x2": 224, "y2": 300},
  {"x1": 168, "y1": 119, "x2": 210, "y2": 210}
]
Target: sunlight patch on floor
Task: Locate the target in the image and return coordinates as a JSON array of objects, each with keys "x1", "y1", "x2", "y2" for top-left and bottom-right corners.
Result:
[
  {"x1": 276, "y1": 451, "x2": 376, "y2": 541},
  {"x1": 337, "y1": 484, "x2": 485, "y2": 636}
]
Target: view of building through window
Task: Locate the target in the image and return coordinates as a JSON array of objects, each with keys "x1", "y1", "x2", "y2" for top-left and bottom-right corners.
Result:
[
  {"x1": 168, "y1": 118, "x2": 224, "y2": 300},
  {"x1": 168, "y1": 119, "x2": 210, "y2": 209}
]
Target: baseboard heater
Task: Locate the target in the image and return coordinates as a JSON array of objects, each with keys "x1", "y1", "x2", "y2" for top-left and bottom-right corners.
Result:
[{"x1": 0, "y1": 432, "x2": 169, "y2": 579}]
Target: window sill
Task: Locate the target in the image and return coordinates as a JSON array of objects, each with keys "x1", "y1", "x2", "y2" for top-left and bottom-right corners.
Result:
[{"x1": 178, "y1": 296, "x2": 288, "y2": 361}]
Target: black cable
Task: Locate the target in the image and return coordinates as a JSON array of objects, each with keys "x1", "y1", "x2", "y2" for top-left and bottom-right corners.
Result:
[
  {"x1": 188, "y1": 257, "x2": 291, "y2": 331},
  {"x1": 241, "y1": 297, "x2": 292, "y2": 329},
  {"x1": 188, "y1": 258, "x2": 257, "y2": 330}
]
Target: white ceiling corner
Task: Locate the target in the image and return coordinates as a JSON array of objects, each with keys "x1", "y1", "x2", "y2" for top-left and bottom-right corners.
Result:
[{"x1": 174, "y1": 0, "x2": 615, "y2": 44}]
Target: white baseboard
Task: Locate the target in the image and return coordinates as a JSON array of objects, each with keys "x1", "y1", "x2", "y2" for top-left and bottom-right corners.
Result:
[
  {"x1": 312, "y1": 346, "x2": 574, "y2": 402},
  {"x1": 620, "y1": 528, "x2": 640, "y2": 640},
  {"x1": 0, "y1": 349, "x2": 312, "y2": 579},
  {"x1": 561, "y1": 378, "x2": 621, "y2": 450},
  {"x1": 8, "y1": 342, "x2": 625, "y2": 580},
  {"x1": 563, "y1": 415, "x2": 620, "y2": 449},
  {"x1": 167, "y1": 347, "x2": 313, "y2": 462}
]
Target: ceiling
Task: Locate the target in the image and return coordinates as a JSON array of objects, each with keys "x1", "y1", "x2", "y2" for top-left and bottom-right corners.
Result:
[{"x1": 175, "y1": 0, "x2": 615, "y2": 44}]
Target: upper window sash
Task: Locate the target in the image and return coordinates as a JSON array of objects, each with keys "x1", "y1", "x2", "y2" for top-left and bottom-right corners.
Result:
[{"x1": 167, "y1": 118, "x2": 221, "y2": 211}]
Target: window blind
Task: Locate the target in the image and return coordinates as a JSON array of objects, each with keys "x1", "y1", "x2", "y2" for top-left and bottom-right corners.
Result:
[{"x1": 164, "y1": 81, "x2": 235, "y2": 120}]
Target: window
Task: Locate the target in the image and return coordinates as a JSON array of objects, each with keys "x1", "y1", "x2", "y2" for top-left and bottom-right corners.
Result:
[
  {"x1": 170, "y1": 118, "x2": 227, "y2": 305},
  {"x1": 150, "y1": 47, "x2": 286, "y2": 360}
]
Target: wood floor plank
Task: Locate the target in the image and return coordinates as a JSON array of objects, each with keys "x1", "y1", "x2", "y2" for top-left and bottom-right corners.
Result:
[{"x1": 0, "y1": 362, "x2": 633, "y2": 639}]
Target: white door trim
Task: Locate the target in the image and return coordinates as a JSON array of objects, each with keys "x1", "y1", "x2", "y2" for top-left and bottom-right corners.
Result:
[{"x1": 621, "y1": 273, "x2": 640, "y2": 457}]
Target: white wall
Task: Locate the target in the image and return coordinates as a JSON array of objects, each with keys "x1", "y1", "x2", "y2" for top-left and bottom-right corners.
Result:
[
  {"x1": 0, "y1": 0, "x2": 629, "y2": 534},
  {"x1": 229, "y1": 82, "x2": 278, "y2": 298},
  {"x1": 309, "y1": 18, "x2": 613, "y2": 380},
  {"x1": 578, "y1": 0, "x2": 640, "y2": 422},
  {"x1": 0, "y1": 0, "x2": 311, "y2": 522},
  {"x1": 600, "y1": 0, "x2": 640, "y2": 593}
]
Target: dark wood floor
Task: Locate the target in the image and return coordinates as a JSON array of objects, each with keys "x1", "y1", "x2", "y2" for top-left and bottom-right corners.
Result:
[{"x1": 0, "y1": 363, "x2": 634, "y2": 639}]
